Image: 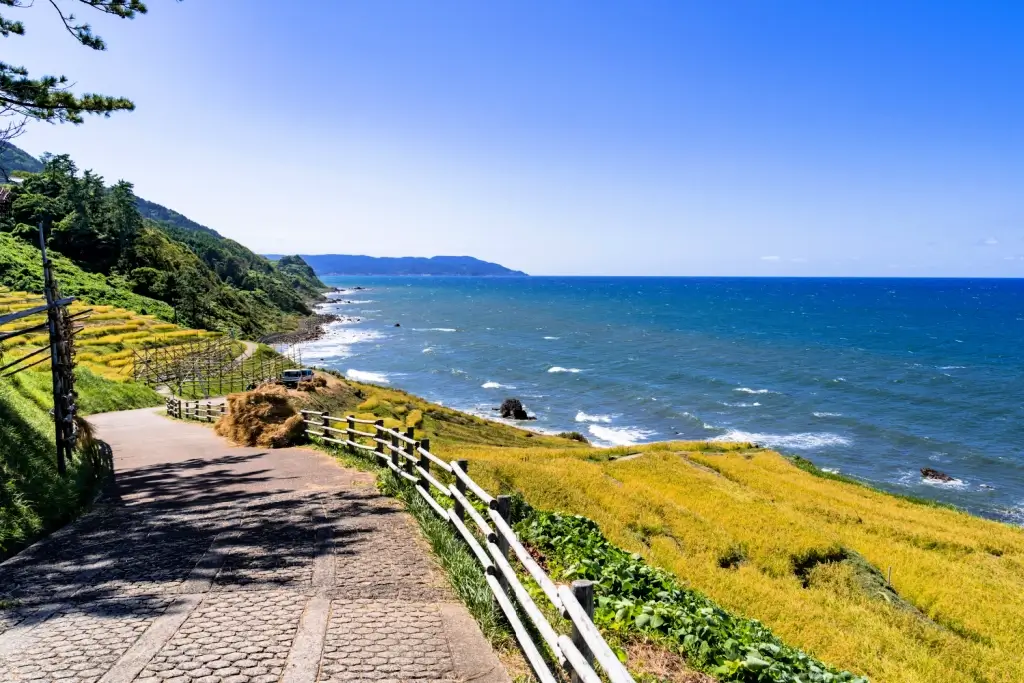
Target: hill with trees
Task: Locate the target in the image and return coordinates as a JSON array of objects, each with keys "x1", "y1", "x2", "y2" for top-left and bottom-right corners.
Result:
[
  {"x1": 265, "y1": 253, "x2": 528, "y2": 276},
  {"x1": 0, "y1": 148, "x2": 326, "y2": 337}
]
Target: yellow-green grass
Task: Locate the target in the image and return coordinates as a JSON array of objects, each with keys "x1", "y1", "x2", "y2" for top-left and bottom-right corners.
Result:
[
  {"x1": 0, "y1": 288, "x2": 221, "y2": 381},
  {"x1": 299, "y1": 375, "x2": 1024, "y2": 683}
]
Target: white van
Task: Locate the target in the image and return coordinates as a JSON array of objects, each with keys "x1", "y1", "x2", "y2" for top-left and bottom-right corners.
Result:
[{"x1": 281, "y1": 368, "x2": 314, "y2": 387}]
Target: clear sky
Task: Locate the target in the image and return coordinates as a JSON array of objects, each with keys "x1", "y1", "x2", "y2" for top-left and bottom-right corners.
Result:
[{"x1": 6, "y1": 1, "x2": 1024, "y2": 276}]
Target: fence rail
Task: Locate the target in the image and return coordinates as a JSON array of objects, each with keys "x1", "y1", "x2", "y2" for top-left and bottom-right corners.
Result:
[
  {"x1": 299, "y1": 409, "x2": 635, "y2": 683},
  {"x1": 165, "y1": 397, "x2": 227, "y2": 423}
]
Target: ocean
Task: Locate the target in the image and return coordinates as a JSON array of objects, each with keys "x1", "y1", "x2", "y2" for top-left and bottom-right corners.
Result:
[{"x1": 297, "y1": 276, "x2": 1024, "y2": 525}]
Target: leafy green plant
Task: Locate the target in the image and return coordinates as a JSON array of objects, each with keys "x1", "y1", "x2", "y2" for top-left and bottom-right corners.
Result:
[{"x1": 518, "y1": 512, "x2": 868, "y2": 683}]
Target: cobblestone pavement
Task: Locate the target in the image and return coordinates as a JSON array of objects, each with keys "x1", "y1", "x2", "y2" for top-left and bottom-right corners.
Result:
[{"x1": 0, "y1": 408, "x2": 508, "y2": 683}]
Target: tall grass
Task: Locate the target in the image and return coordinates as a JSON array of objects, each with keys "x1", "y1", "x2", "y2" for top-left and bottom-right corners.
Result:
[{"x1": 290, "y1": 377, "x2": 1024, "y2": 683}]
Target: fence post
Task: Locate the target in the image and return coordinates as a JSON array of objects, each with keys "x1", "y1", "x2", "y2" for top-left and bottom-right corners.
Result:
[
  {"x1": 453, "y1": 459, "x2": 469, "y2": 521},
  {"x1": 320, "y1": 412, "x2": 330, "y2": 442},
  {"x1": 403, "y1": 426, "x2": 416, "y2": 474},
  {"x1": 417, "y1": 438, "x2": 430, "y2": 486},
  {"x1": 347, "y1": 416, "x2": 355, "y2": 444},
  {"x1": 206, "y1": 401, "x2": 212, "y2": 422},
  {"x1": 496, "y1": 495, "x2": 512, "y2": 592},
  {"x1": 391, "y1": 431, "x2": 400, "y2": 471},
  {"x1": 375, "y1": 419, "x2": 384, "y2": 458},
  {"x1": 571, "y1": 580, "x2": 595, "y2": 683}
]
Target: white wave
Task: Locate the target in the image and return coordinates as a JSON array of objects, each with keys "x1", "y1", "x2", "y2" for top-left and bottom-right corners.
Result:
[
  {"x1": 336, "y1": 299, "x2": 374, "y2": 304},
  {"x1": 413, "y1": 327, "x2": 457, "y2": 332},
  {"x1": 548, "y1": 366, "x2": 582, "y2": 373},
  {"x1": 822, "y1": 467, "x2": 840, "y2": 474},
  {"x1": 345, "y1": 369, "x2": 390, "y2": 384},
  {"x1": 813, "y1": 411, "x2": 843, "y2": 418},
  {"x1": 543, "y1": 336, "x2": 560, "y2": 340},
  {"x1": 482, "y1": 381, "x2": 516, "y2": 389},
  {"x1": 422, "y1": 347, "x2": 434, "y2": 354},
  {"x1": 588, "y1": 424, "x2": 656, "y2": 447},
  {"x1": 575, "y1": 411, "x2": 612, "y2": 423},
  {"x1": 938, "y1": 365, "x2": 966, "y2": 370},
  {"x1": 734, "y1": 387, "x2": 777, "y2": 395},
  {"x1": 714, "y1": 430, "x2": 852, "y2": 450},
  {"x1": 920, "y1": 475, "x2": 968, "y2": 490},
  {"x1": 720, "y1": 401, "x2": 761, "y2": 408},
  {"x1": 294, "y1": 327, "x2": 384, "y2": 359}
]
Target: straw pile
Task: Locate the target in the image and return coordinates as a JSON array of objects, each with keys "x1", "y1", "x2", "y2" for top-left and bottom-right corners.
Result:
[{"x1": 215, "y1": 385, "x2": 306, "y2": 447}]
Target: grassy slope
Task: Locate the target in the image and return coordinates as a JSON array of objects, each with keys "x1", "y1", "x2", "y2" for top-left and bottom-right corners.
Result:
[
  {"x1": 0, "y1": 378, "x2": 115, "y2": 559},
  {"x1": 0, "y1": 233, "x2": 174, "y2": 319},
  {"x1": 291, "y1": 375, "x2": 1023, "y2": 683}
]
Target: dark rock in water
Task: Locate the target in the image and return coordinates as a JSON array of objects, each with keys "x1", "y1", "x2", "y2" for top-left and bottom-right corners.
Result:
[
  {"x1": 354, "y1": 286, "x2": 365, "y2": 290},
  {"x1": 394, "y1": 322, "x2": 401, "y2": 327},
  {"x1": 499, "y1": 398, "x2": 533, "y2": 420},
  {"x1": 921, "y1": 467, "x2": 954, "y2": 482}
]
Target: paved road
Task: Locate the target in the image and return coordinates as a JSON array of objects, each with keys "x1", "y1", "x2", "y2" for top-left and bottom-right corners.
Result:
[{"x1": 0, "y1": 408, "x2": 508, "y2": 683}]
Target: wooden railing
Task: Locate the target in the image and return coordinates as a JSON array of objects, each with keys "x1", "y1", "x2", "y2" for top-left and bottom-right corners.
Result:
[
  {"x1": 300, "y1": 410, "x2": 634, "y2": 683},
  {"x1": 166, "y1": 397, "x2": 226, "y2": 423}
]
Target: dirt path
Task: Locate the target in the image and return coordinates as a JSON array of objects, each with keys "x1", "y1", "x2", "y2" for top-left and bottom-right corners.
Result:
[{"x1": 0, "y1": 408, "x2": 508, "y2": 683}]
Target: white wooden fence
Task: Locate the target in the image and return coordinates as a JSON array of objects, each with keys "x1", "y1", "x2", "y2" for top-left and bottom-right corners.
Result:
[
  {"x1": 300, "y1": 410, "x2": 635, "y2": 683},
  {"x1": 166, "y1": 397, "x2": 226, "y2": 423}
]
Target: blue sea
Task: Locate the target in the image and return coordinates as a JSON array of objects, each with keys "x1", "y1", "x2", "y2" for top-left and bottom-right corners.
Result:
[{"x1": 298, "y1": 276, "x2": 1024, "y2": 524}]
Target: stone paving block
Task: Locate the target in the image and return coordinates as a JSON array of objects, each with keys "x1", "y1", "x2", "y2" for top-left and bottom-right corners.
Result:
[
  {"x1": 212, "y1": 494, "x2": 321, "y2": 591},
  {"x1": 0, "y1": 596, "x2": 170, "y2": 683},
  {"x1": 137, "y1": 589, "x2": 307, "y2": 683},
  {"x1": 319, "y1": 599, "x2": 456, "y2": 682},
  {"x1": 326, "y1": 492, "x2": 450, "y2": 601}
]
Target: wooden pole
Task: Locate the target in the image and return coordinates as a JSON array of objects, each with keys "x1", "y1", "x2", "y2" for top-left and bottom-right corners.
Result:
[
  {"x1": 375, "y1": 419, "x2": 385, "y2": 457},
  {"x1": 38, "y1": 222, "x2": 66, "y2": 476},
  {"x1": 571, "y1": 580, "x2": 595, "y2": 683},
  {"x1": 454, "y1": 459, "x2": 469, "y2": 521},
  {"x1": 403, "y1": 426, "x2": 416, "y2": 474},
  {"x1": 417, "y1": 438, "x2": 430, "y2": 487},
  {"x1": 496, "y1": 495, "x2": 512, "y2": 593}
]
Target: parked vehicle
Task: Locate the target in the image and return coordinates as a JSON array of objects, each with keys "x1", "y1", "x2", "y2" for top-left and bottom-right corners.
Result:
[{"x1": 281, "y1": 368, "x2": 314, "y2": 387}]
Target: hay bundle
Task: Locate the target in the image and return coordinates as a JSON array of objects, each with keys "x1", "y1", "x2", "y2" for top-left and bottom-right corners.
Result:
[{"x1": 215, "y1": 385, "x2": 306, "y2": 447}]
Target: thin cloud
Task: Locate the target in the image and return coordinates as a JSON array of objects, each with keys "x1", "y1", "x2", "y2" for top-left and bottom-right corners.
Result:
[
  {"x1": 981, "y1": 237, "x2": 999, "y2": 246},
  {"x1": 760, "y1": 255, "x2": 781, "y2": 261}
]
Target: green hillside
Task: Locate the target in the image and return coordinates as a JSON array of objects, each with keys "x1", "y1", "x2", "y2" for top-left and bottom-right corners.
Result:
[{"x1": 0, "y1": 150, "x2": 327, "y2": 337}]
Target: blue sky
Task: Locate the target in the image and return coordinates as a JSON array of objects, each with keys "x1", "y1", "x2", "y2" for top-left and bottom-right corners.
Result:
[{"x1": 6, "y1": 1, "x2": 1024, "y2": 276}]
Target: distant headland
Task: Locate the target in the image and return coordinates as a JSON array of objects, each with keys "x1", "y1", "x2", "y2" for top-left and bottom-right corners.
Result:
[{"x1": 263, "y1": 254, "x2": 527, "y2": 277}]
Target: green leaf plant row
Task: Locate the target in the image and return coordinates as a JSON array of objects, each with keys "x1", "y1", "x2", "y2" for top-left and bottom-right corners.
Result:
[{"x1": 516, "y1": 512, "x2": 868, "y2": 683}]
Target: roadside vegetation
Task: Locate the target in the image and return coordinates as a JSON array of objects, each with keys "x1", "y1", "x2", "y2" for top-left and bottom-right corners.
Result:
[{"x1": 227, "y1": 372, "x2": 1024, "y2": 683}]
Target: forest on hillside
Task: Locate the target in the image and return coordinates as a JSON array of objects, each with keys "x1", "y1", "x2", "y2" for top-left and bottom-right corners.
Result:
[{"x1": 0, "y1": 152, "x2": 325, "y2": 336}]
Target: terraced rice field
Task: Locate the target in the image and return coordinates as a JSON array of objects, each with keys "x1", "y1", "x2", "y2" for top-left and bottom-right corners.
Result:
[{"x1": 0, "y1": 288, "x2": 226, "y2": 381}]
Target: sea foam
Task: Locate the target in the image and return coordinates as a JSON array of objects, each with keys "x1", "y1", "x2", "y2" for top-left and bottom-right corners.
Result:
[
  {"x1": 575, "y1": 411, "x2": 612, "y2": 423},
  {"x1": 413, "y1": 328, "x2": 457, "y2": 332},
  {"x1": 734, "y1": 387, "x2": 777, "y2": 395},
  {"x1": 548, "y1": 366, "x2": 582, "y2": 373},
  {"x1": 346, "y1": 369, "x2": 390, "y2": 384},
  {"x1": 715, "y1": 430, "x2": 852, "y2": 450},
  {"x1": 588, "y1": 424, "x2": 655, "y2": 446},
  {"x1": 482, "y1": 381, "x2": 515, "y2": 389}
]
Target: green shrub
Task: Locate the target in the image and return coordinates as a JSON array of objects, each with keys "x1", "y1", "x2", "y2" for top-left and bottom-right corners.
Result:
[{"x1": 518, "y1": 512, "x2": 868, "y2": 683}]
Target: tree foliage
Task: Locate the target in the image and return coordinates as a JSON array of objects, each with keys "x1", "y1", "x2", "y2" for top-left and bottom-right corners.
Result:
[{"x1": 0, "y1": 153, "x2": 327, "y2": 336}]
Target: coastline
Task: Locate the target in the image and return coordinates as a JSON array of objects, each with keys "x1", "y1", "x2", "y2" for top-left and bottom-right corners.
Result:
[{"x1": 294, "y1": 275, "x2": 1024, "y2": 526}]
